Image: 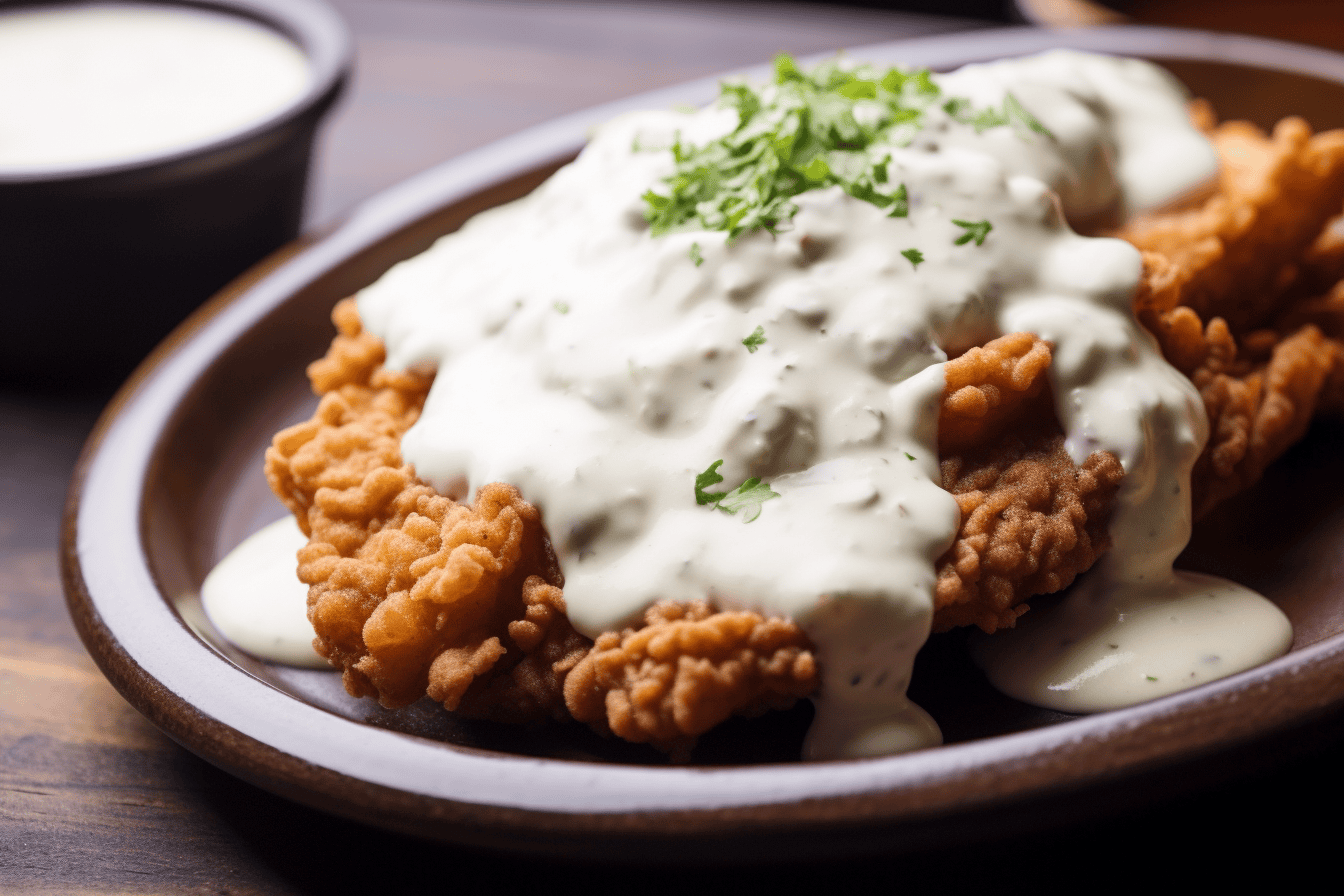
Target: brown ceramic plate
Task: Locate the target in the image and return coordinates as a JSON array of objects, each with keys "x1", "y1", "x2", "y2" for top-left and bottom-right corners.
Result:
[{"x1": 62, "y1": 26, "x2": 1344, "y2": 861}]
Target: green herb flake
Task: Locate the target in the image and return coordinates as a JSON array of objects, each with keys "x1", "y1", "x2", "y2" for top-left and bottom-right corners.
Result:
[
  {"x1": 553, "y1": 301, "x2": 570, "y2": 314},
  {"x1": 641, "y1": 55, "x2": 1044, "y2": 244},
  {"x1": 1004, "y1": 92, "x2": 1054, "y2": 137},
  {"x1": 904, "y1": 452, "x2": 916, "y2": 461},
  {"x1": 693, "y1": 459, "x2": 779, "y2": 522},
  {"x1": 887, "y1": 183, "x2": 909, "y2": 218},
  {"x1": 694, "y1": 459, "x2": 729, "y2": 505},
  {"x1": 943, "y1": 96, "x2": 1008, "y2": 134},
  {"x1": 642, "y1": 55, "x2": 953, "y2": 241},
  {"x1": 901, "y1": 247, "x2": 924, "y2": 269},
  {"x1": 951, "y1": 219, "x2": 992, "y2": 246},
  {"x1": 801, "y1": 156, "x2": 831, "y2": 182},
  {"x1": 945, "y1": 91, "x2": 1053, "y2": 139},
  {"x1": 742, "y1": 325, "x2": 767, "y2": 353},
  {"x1": 717, "y1": 477, "x2": 781, "y2": 522},
  {"x1": 689, "y1": 242, "x2": 704, "y2": 266},
  {"x1": 1146, "y1": 675, "x2": 1158, "y2": 682}
]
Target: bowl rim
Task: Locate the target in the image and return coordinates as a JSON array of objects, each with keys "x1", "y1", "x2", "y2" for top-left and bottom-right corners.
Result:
[
  {"x1": 60, "y1": 23, "x2": 1344, "y2": 858},
  {"x1": 0, "y1": 0, "x2": 351, "y2": 185}
]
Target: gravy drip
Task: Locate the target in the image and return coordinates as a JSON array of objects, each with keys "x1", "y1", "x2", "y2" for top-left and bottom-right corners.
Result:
[
  {"x1": 202, "y1": 517, "x2": 327, "y2": 669},
  {"x1": 973, "y1": 572, "x2": 1292, "y2": 712},
  {"x1": 339, "y1": 50, "x2": 1288, "y2": 757}
]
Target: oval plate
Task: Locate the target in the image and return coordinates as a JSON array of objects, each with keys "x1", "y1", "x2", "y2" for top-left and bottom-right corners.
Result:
[{"x1": 63, "y1": 26, "x2": 1344, "y2": 861}]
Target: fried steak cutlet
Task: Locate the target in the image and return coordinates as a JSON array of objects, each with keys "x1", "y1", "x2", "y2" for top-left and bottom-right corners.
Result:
[{"x1": 265, "y1": 113, "x2": 1344, "y2": 755}]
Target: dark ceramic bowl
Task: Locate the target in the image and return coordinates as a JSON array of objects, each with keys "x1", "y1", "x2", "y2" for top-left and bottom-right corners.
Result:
[
  {"x1": 62, "y1": 25, "x2": 1344, "y2": 861},
  {"x1": 0, "y1": 0, "x2": 350, "y2": 388}
]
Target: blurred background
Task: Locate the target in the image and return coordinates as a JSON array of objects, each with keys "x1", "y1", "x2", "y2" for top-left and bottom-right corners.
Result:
[{"x1": 7, "y1": 1, "x2": 1344, "y2": 893}]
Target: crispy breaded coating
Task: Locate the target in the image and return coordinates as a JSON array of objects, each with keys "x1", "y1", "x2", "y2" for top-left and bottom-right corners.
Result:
[
  {"x1": 1149, "y1": 308, "x2": 1344, "y2": 516},
  {"x1": 563, "y1": 600, "x2": 818, "y2": 758},
  {"x1": 934, "y1": 333, "x2": 1125, "y2": 633},
  {"x1": 451, "y1": 576, "x2": 592, "y2": 724},
  {"x1": 1121, "y1": 117, "x2": 1344, "y2": 333},
  {"x1": 938, "y1": 331, "x2": 1053, "y2": 455},
  {"x1": 934, "y1": 430, "x2": 1125, "y2": 633},
  {"x1": 266, "y1": 298, "x2": 431, "y2": 538},
  {"x1": 267, "y1": 301, "x2": 583, "y2": 720},
  {"x1": 268, "y1": 302, "x2": 820, "y2": 742},
  {"x1": 264, "y1": 110, "x2": 1344, "y2": 749},
  {"x1": 267, "y1": 306, "x2": 1120, "y2": 744},
  {"x1": 267, "y1": 301, "x2": 1113, "y2": 747},
  {"x1": 1123, "y1": 116, "x2": 1344, "y2": 517},
  {"x1": 1283, "y1": 215, "x2": 1344, "y2": 302}
]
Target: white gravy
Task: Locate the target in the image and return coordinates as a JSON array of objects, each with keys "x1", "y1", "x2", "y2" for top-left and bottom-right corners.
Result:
[
  {"x1": 201, "y1": 517, "x2": 327, "y2": 669},
  {"x1": 0, "y1": 3, "x2": 308, "y2": 169},
  {"x1": 206, "y1": 50, "x2": 1293, "y2": 756},
  {"x1": 352, "y1": 49, "x2": 1292, "y2": 758},
  {"x1": 973, "y1": 572, "x2": 1291, "y2": 711}
]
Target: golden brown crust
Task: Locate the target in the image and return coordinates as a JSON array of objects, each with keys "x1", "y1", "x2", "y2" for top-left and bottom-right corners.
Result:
[
  {"x1": 265, "y1": 298, "x2": 431, "y2": 538},
  {"x1": 934, "y1": 431, "x2": 1125, "y2": 634},
  {"x1": 265, "y1": 308, "x2": 1116, "y2": 743},
  {"x1": 1123, "y1": 117, "x2": 1344, "y2": 518},
  {"x1": 266, "y1": 302, "x2": 821, "y2": 743},
  {"x1": 264, "y1": 112, "x2": 1344, "y2": 751},
  {"x1": 938, "y1": 331, "x2": 1053, "y2": 456},
  {"x1": 563, "y1": 600, "x2": 818, "y2": 758},
  {"x1": 267, "y1": 301, "x2": 578, "y2": 720},
  {"x1": 933, "y1": 333, "x2": 1125, "y2": 633},
  {"x1": 1121, "y1": 118, "x2": 1344, "y2": 333},
  {"x1": 451, "y1": 576, "x2": 592, "y2": 725}
]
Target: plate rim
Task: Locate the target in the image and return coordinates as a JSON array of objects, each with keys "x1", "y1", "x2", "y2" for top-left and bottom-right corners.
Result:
[{"x1": 61, "y1": 24, "x2": 1344, "y2": 859}]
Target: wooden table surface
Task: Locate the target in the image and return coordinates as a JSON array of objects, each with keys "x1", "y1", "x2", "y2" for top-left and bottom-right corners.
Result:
[{"x1": 5, "y1": 2, "x2": 1344, "y2": 892}]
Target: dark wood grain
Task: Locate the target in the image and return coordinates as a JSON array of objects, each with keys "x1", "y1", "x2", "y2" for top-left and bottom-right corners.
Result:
[{"x1": 7, "y1": 2, "x2": 1344, "y2": 893}]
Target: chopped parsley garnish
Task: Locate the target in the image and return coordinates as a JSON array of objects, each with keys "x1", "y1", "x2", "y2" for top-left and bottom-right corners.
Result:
[
  {"x1": 694, "y1": 459, "x2": 780, "y2": 522},
  {"x1": 951, "y1": 219, "x2": 992, "y2": 246},
  {"x1": 901, "y1": 248, "x2": 924, "y2": 268},
  {"x1": 644, "y1": 55, "x2": 952, "y2": 241},
  {"x1": 689, "y1": 242, "x2": 704, "y2": 266},
  {"x1": 1146, "y1": 675, "x2": 1158, "y2": 682},
  {"x1": 553, "y1": 301, "x2": 570, "y2": 314},
  {"x1": 944, "y1": 93, "x2": 1054, "y2": 138},
  {"x1": 641, "y1": 54, "x2": 1051, "y2": 245},
  {"x1": 885, "y1": 182, "x2": 909, "y2": 218},
  {"x1": 1005, "y1": 93, "x2": 1054, "y2": 137},
  {"x1": 718, "y1": 478, "x2": 781, "y2": 521},
  {"x1": 742, "y1": 325, "x2": 767, "y2": 353},
  {"x1": 695, "y1": 459, "x2": 729, "y2": 505},
  {"x1": 904, "y1": 452, "x2": 916, "y2": 461},
  {"x1": 941, "y1": 96, "x2": 1007, "y2": 134}
]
